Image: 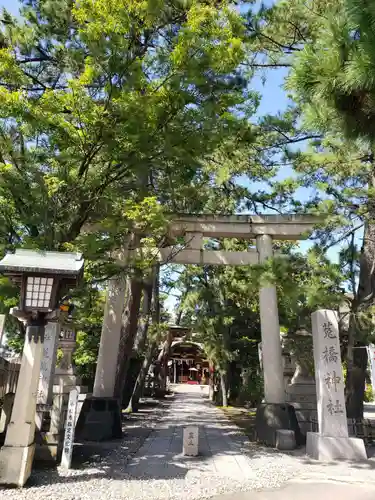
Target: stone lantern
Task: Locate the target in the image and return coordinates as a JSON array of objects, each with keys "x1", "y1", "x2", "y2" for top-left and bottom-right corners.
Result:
[
  {"x1": 55, "y1": 325, "x2": 79, "y2": 385},
  {"x1": 0, "y1": 249, "x2": 84, "y2": 486}
]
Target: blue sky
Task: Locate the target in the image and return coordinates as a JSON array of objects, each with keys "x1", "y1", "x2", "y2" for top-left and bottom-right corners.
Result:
[{"x1": 1, "y1": 0, "x2": 18, "y2": 15}]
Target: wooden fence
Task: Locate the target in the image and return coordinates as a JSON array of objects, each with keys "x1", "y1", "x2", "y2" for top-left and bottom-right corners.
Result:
[
  {"x1": 306, "y1": 417, "x2": 375, "y2": 445},
  {"x1": 0, "y1": 356, "x2": 20, "y2": 404}
]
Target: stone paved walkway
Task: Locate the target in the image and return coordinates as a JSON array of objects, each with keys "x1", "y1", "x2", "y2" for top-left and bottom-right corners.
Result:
[
  {"x1": 2, "y1": 384, "x2": 375, "y2": 500},
  {"x1": 125, "y1": 384, "x2": 254, "y2": 480},
  {"x1": 210, "y1": 481, "x2": 375, "y2": 500}
]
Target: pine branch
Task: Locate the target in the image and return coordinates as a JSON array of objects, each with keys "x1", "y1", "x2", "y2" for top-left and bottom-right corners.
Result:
[
  {"x1": 258, "y1": 133, "x2": 322, "y2": 152},
  {"x1": 322, "y1": 224, "x2": 364, "y2": 252},
  {"x1": 242, "y1": 62, "x2": 291, "y2": 68}
]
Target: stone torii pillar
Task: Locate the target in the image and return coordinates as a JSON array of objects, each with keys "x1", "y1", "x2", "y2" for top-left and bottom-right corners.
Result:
[
  {"x1": 93, "y1": 277, "x2": 127, "y2": 398},
  {"x1": 75, "y1": 277, "x2": 126, "y2": 442},
  {"x1": 256, "y1": 234, "x2": 284, "y2": 404}
]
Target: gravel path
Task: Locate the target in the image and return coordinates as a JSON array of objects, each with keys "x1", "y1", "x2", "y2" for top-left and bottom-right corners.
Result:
[{"x1": 1, "y1": 385, "x2": 375, "y2": 500}]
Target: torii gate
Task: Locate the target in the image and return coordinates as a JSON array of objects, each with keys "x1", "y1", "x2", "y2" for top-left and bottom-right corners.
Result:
[{"x1": 89, "y1": 214, "x2": 321, "y2": 442}]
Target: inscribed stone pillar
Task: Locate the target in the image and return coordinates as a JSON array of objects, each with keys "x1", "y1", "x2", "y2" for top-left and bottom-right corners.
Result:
[
  {"x1": 256, "y1": 234, "x2": 285, "y2": 404},
  {"x1": 37, "y1": 322, "x2": 60, "y2": 406},
  {"x1": 306, "y1": 309, "x2": 367, "y2": 461},
  {"x1": 312, "y1": 310, "x2": 348, "y2": 437},
  {"x1": 35, "y1": 322, "x2": 60, "y2": 431},
  {"x1": 93, "y1": 277, "x2": 126, "y2": 398}
]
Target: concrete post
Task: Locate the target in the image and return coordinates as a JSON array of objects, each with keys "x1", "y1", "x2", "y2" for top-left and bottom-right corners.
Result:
[
  {"x1": 93, "y1": 277, "x2": 126, "y2": 397},
  {"x1": 0, "y1": 316, "x2": 46, "y2": 487},
  {"x1": 256, "y1": 234, "x2": 285, "y2": 404}
]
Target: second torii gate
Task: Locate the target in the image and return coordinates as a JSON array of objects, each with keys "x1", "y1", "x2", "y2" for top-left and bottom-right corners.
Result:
[{"x1": 88, "y1": 214, "x2": 321, "y2": 443}]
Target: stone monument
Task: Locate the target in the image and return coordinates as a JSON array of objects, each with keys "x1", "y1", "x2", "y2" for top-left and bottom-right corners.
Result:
[
  {"x1": 306, "y1": 309, "x2": 367, "y2": 461},
  {"x1": 35, "y1": 322, "x2": 60, "y2": 434}
]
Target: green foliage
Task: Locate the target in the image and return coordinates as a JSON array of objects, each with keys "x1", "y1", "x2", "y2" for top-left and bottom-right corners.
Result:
[
  {"x1": 178, "y1": 258, "x2": 261, "y2": 375},
  {"x1": 174, "y1": 235, "x2": 348, "y2": 405},
  {"x1": 72, "y1": 283, "x2": 106, "y2": 384},
  {"x1": 0, "y1": 276, "x2": 23, "y2": 352},
  {"x1": 0, "y1": 0, "x2": 262, "y2": 366},
  {"x1": 0, "y1": 0, "x2": 255, "y2": 255},
  {"x1": 364, "y1": 384, "x2": 373, "y2": 403},
  {"x1": 248, "y1": 0, "x2": 375, "y2": 416},
  {"x1": 240, "y1": 372, "x2": 264, "y2": 406},
  {"x1": 286, "y1": 0, "x2": 375, "y2": 142}
]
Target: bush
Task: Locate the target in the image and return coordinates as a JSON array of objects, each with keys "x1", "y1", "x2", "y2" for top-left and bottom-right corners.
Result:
[
  {"x1": 235, "y1": 372, "x2": 263, "y2": 407},
  {"x1": 364, "y1": 384, "x2": 373, "y2": 403}
]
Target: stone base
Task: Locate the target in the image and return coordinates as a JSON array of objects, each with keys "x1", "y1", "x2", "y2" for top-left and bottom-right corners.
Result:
[
  {"x1": 34, "y1": 432, "x2": 60, "y2": 463},
  {"x1": 306, "y1": 432, "x2": 367, "y2": 461},
  {"x1": 286, "y1": 383, "x2": 317, "y2": 429},
  {"x1": 75, "y1": 397, "x2": 122, "y2": 441},
  {"x1": 255, "y1": 403, "x2": 304, "y2": 447},
  {"x1": 276, "y1": 429, "x2": 296, "y2": 450},
  {"x1": 0, "y1": 442, "x2": 35, "y2": 487}
]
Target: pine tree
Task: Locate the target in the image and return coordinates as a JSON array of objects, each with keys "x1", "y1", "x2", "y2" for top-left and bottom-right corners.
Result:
[{"x1": 252, "y1": 0, "x2": 375, "y2": 417}]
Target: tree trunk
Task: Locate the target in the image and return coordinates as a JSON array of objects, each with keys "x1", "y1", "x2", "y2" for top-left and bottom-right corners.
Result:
[
  {"x1": 345, "y1": 339, "x2": 368, "y2": 418},
  {"x1": 123, "y1": 274, "x2": 154, "y2": 411},
  {"x1": 127, "y1": 341, "x2": 158, "y2": 412},
  {"x1": 345, "y1": 211, "x2": 375, "y2": 418},
  {"x1": 121, "y1": 313, "x2": 152, "y2": 409},
  {"x1": 155, "y1": 330, "x2": 173, "y2": 392},
  {"x1": 126, "y1": 265, "x2": 160, "y2": 412},
  {"x1": 220, "y1": 371, "x2": 228, "y2": 407},
  {"x1": 113, "y1": 274, "x2": 143, "y2": 401},
  {"x1": 133, "y1": 275, "x2": 154, "y2": 354},
  {"x1": 208, "y1": 361, "x2": 214, "y2": 401}
]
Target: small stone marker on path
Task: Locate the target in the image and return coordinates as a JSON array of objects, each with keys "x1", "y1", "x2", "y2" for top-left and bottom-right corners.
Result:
[
  {"x1": 60, "y1": 388, "x2": 79, "y2": 469},
  {"x1": 183, "y1": 426, "x2": 199, "y2": 456},
  {"x1": 306, "y1": 309, "x2": 367, "y2": 461}
]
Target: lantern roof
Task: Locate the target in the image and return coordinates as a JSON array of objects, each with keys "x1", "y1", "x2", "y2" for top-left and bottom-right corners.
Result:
[{"x1": 0, "y1": 249, "x2": 84, "y2": 276}]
